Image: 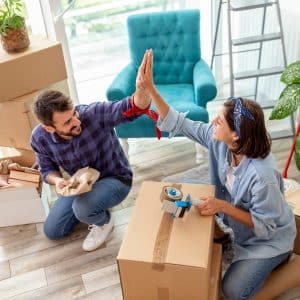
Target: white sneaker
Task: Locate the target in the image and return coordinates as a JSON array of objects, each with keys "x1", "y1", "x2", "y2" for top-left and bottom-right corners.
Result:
[{"x1": 82, "y1": 217, "x2": 114, "y2": 252}]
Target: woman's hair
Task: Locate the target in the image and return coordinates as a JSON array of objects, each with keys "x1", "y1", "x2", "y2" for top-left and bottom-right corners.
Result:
[
  {"x1": 224, "y1": 97, "x2": 271, "y2": 158},
  {"x1": 33, "y1": 90, "x2": 73, "y2": 126}
]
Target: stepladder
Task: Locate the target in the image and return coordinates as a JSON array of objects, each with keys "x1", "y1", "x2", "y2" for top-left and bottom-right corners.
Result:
[{"x1": 211, "y1": 0, "x2": 295, "y2": 135}]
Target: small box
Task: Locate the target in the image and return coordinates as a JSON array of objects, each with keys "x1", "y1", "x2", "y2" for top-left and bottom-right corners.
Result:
[
  {"x1": 0, "y1": 184, "x2": 45, "y2": 227},
  {"x1": 117, "y1": 181, "x2": 216, "y2": 300},
  {"x1": 0, "y1": 37, "x2": 67, "y2": 102},
  {"x1": 9, "y1": 170, "x2": 40, "y2": 184}
]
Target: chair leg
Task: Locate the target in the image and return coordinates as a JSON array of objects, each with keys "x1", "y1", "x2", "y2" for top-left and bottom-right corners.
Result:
[
  {"x1": 120, "y1": 138, "x2": 129, "y2": 160},
  {"x1": 195, "y1": 143, "x2": 206, "y2": 164}
]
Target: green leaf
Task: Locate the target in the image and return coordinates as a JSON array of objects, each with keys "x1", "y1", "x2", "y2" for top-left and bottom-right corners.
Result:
[
  {"x1": 281, "y1": 60, "x2": 300, "y2": 85},
  {"x1": 269, "y1": 84, "x2": 300, "y2": 120},
  {"x1": 295, "y1": 136, "x2": 300, "y2": 171}
]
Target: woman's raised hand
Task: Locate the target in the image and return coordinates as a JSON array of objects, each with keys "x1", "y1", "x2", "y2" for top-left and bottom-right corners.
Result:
[{"x1": 136, "y1": 49, "x2": 154, "y2": 93}]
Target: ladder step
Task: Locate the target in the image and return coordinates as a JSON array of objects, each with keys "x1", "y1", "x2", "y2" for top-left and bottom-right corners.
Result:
[
  {"x1": 270, "y1": 129, "x2": 293, "y2": 140},
  {"x1": 230, "y1": 0, "x2": 276, "y2": 11},
  {"x1": 260, "y1": 100, "x2": 277, "y2": 109},
  {"x1": 234, "y1": 66, "x2": 284, "y2": 80},
  {"x1": 232, "y1": 33, "x2": 281, "y2": 46}
]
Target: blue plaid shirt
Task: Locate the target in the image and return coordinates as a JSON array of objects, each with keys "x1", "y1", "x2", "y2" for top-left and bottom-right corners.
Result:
[{"x1": 31, "y1": 97, "x2": 136, "y2": 185}]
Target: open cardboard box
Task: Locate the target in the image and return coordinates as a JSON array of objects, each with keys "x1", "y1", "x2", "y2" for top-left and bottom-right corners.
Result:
[
  {"x1": 117, "y1": 181, "x2": 220, "y2": 300},
  {"x1": 0, "y1": 146, "x2": 35, "y2": 167},
  {"x1": 0, "y1": 181, "x2": 45, "y2": 227}
]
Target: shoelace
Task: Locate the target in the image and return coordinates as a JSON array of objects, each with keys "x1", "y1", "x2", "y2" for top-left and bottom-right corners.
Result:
[{"x1": 87, "y1": 224, "x2": 102, "y2": 239}]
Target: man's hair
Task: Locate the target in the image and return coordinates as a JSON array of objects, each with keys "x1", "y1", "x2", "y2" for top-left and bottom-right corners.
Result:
[
  {"x1": 33, "y1": 90, "x2": 73, "y2": 126},
  {"x1": 224, "y1": 98, "x2": 271, "y2": 158}
]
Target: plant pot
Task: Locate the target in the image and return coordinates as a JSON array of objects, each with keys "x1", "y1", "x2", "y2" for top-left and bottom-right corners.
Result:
[{"x1": 1, "y1": 24, "x2": 30, "y2": 52}]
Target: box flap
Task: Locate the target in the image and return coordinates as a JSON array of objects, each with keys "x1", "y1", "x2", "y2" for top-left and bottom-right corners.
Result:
[
  {"x1": 118, "y1": 181, "x2": 215, "y2": 269},
  {"x1": 285, "y1": 186, "x2": 300, "y2": 217}
]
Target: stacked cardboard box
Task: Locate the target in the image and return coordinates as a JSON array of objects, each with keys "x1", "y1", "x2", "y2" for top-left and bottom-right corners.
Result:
[
  {"x1": 0, "y1": 36, "x2": 69, "y2": 226},
  {"x1": 118, "y1": 181, "x2": 221, "y2": 300},
  {"x1": 284, "y1": 183, "x2": 300, "y2": 255}
]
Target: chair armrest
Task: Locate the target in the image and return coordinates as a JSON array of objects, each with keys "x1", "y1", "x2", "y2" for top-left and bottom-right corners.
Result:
[
  {"x1": 193, "y1": 59, "x2": 217, "y2": 107},
  {"x1": 106, "y1": 63, "x2": 137, "y2": 101}
]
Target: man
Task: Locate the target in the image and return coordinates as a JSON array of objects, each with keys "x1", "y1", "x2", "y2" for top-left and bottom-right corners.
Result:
[{"x1": 31, "y1": 57, "x2": 151, "y2": 251}]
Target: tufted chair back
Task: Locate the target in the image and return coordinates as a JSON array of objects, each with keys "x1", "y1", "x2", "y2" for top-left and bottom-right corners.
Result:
[
  {"x1": 106, "y1": 9, "x2": 217, "y2": 153},
  {"x1": 127, "y1": 10, "x2": 200, "y2": 85}
]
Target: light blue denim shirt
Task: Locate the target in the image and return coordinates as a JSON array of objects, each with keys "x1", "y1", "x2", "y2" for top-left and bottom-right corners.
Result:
[{"x1": 158, "y1": 108, "x2": 296, "y2": 262}]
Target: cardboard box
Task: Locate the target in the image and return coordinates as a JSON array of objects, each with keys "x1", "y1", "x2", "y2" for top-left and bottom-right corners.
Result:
[
  {"x1": 0, "y1": 37, "x2": 67, "y2": 102},
  {"x1": 208, "y1": 243, "x2": 222, "y2": 300},
  {"x1": 9, "y1": 170, "x2": 40, "y2": 183},
  {"x1": 0, "y1": 146, "x2": 35, "y2": 167},
  {"x1": 0, "y1": 185, "x2": 45, "y2": 227},
  {"x1": 117, "y1": 181, "x2": 215, "y2": 300},
  {"x1": 0, "y1": 94, "x2": 36, "y2": 150},
  {"x1": 285, "y1": 185, "x2": 300, "y2": 255},
  {"x1": 0, "y1": 80, "x2": 70, "y2": 150},
  {"x1": 252, "y1": 254, "x2": 300, "y2": 300}
]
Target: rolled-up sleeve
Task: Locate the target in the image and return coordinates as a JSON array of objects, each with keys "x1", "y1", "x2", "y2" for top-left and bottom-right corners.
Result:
[
  {"x1": 157, "y1": 107, "x2": 213, "y2": 148},
  {"x1": 250, "y1": 182, "x2": 283, "y2": 239}
]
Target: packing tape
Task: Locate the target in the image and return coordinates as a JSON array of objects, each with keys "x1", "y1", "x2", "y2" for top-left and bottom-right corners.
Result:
[{"x1": 153, "y1": 184, "x2": 183, "y2": 267}]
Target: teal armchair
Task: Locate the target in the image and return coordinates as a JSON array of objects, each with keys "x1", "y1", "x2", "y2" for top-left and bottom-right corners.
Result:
[{"x1": 106, "y1": 9, "x2": 217, "y2": 161}]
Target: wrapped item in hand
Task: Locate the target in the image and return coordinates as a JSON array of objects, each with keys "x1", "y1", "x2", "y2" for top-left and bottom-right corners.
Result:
[{"x1": 57, "y1": 167, "x2": 100, "y2": 197}]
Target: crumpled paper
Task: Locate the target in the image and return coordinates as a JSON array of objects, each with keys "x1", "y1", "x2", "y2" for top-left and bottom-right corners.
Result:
[{"x1": 57, "y1": 167, "x2": 100, "y2": 197}]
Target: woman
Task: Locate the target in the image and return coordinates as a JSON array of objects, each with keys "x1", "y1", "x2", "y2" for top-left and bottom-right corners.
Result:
[{"x1": 138, "y1": 50, "x2": 296, "y2": 300}]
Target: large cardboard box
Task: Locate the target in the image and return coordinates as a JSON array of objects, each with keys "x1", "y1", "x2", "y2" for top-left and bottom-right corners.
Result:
[
  {"x1": 117, "y1": 181, "x2": 216, "y2": 300},
  {"x1": 0, "y1": 80, "x2": 70, "y2": 150},
  {"x1": 252, "y1": 254, "x2": 300, "y2": 300},
  {"x1": 209, "y1": 243, "x2": 222, "y2": 300},
  {"x1": 0, "y1": 185, "x2": 45, "y2": 227},
  {"x1": 0, "y1": 37, "x2": 67, "y2": 102}
]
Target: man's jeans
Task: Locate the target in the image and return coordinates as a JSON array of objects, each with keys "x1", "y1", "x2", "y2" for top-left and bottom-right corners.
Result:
[
  {"x1": 44, "y1": 177, "x2": 131, "y2": 240},
  {"x1": 222, "y1": 251, "x2": 291, "y2": 300}
]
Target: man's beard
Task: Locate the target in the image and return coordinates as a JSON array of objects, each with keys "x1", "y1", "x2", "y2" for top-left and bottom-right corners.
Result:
[{"x1": 56, "y1": 125, "x2": 82, "y2": 138}]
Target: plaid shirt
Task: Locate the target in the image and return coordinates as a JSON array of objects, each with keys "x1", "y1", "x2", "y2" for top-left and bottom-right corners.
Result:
[{"x1": 31, "y1": 97, "x2": 136, "y2": 184}]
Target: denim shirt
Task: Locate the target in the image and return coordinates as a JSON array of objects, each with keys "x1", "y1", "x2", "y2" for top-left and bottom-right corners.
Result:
[{"x1": 158, "y1": 108, "x2": 296, "y2": 262}]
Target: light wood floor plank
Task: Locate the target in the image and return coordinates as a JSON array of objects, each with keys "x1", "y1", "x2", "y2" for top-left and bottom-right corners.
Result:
[
  {"x1": 0, "y1": 261, "x2": 10, "y2": 281},
  {"x1": 45, "y1": 244, "x2": 120, "y2": 285},
  {"x1": 9, "y1": 238, "x2": 84, "y2": 276},
  {"x1": 74, "y1": 283, "x2": 122, "y2": 300},
  {"x1": 111, "y1": 207, "x2": 133, "y2": 227},
  {"x1": 0, "y1": 232, "x2": 70, "y2": 263},
  {"x1": 0, "y1": 224, "x2": 37, "y2": 246},
  {"x1": 82, "y1": 264, "x2": 119, "y2": 294},
  {"x1": 0, "y1": 268, "x2": 46, "y2": 299},
  {"x1": 8, "y1": 276, "x2": 86, "y2": 300}
]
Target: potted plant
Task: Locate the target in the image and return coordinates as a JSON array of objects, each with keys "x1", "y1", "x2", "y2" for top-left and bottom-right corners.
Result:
[
  {"x1": 0, "y1": 0, "x2": 30, "y2": 52},
  {"x1": 270, "y1": 60, "x2": 300, "y2": 176}
]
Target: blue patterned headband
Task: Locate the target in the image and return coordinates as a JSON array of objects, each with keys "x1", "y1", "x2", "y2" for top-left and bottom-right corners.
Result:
[{"x1": 230, "y1": 97, "x2": 255, "y2": 138}]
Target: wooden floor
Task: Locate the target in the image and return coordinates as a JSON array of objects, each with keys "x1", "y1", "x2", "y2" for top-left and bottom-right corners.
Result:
[{"x1": 0, "y1": 136, "x2": 299, "y2": 299}]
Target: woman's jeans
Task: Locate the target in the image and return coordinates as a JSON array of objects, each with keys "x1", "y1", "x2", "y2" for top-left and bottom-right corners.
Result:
[
  {"x1": 222, "y1": 251, "x2": 291, "y2": 300},
  {"x1": 44, "y1": 177, "x2": 131, "y2": 240}
]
